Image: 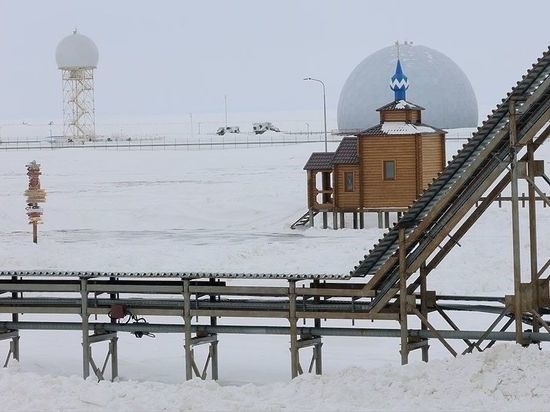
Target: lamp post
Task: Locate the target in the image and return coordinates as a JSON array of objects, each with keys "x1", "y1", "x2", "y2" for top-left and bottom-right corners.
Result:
[
  {"x1": 303, "y1": 77, "x2": 327, "y2": 152},
  {"x1": 224, "y1": 95, "x2": 228, "y2": 128}
]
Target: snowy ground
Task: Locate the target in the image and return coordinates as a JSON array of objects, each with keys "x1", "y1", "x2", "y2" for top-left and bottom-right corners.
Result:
[
  {"x1": 0, "y1": 128, "x2": 549, "y2": 410},
  {"x1": 2, "y1": 344, "x2": 550, "y2": 411}
]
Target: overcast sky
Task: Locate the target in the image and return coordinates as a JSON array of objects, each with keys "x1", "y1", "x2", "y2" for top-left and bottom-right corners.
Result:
[{"x1": 0, "y1": 0, "x2": 548, "y2": 121}]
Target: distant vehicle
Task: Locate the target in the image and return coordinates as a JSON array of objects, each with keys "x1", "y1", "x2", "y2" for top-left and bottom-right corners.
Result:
[
  {"x1": 216, "y1": 126, "x2": 240, "y2": 136},
  {"x1": 253, "y1": 122, "x2": 280, "y2": 135},
  {"x1": 44, "y1": 135, "x2": 64, "y2": 144}
]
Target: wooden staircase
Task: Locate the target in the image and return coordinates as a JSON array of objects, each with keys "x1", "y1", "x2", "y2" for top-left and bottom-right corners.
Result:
[{"x1": 290, "y1": 210, "x2": 318, "y2": 229}]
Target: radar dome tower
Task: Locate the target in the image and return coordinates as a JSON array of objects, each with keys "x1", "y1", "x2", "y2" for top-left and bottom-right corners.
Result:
[{"x1": 55, "y1": 29, "x2": 99, "y2": 142}]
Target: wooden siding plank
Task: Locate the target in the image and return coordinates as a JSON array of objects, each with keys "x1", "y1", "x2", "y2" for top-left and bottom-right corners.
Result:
[
  {"x1": 421, "y1": 135, "x2": 445, "y2": 189},
  {"x1": 415, "y1": 134, "x2": 423, "y2": 195},
  {"x1": 361, "y1": 136, "x2": 417, "y2": 208},
  {"x1": 335, "y1": 164, "x2": 360, "y2": 209}
]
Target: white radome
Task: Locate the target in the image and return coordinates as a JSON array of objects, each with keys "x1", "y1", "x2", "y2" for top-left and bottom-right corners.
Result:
[
  {"x1": 55, "y1": 30, "x2": 99, "y2": 69},
  {"x1": 337, "y1": 43, "x2": 478, "y2": 130}
]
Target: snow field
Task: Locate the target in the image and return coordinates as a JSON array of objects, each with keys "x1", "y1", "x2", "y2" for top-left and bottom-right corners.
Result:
[
  {"x1": 0, "y1": 129, "x2": 549, "y2": 410},
  {"x1": 0, "y1": 344, "x2": 548, "y2": 411}
]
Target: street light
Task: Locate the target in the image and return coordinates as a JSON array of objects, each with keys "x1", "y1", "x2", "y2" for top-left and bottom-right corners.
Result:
[{"x1": 303, "y1": 77, "x2": 328, "y2": 152}]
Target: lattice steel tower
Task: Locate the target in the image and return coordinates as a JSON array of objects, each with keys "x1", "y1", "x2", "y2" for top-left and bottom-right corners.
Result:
[{"x1": 55, "y1": 29, "x2": 99, "y2": 142}]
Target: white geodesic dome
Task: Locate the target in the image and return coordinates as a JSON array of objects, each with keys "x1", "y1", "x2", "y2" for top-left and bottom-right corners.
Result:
[
  {"x1": 337, "y1": 43, "x2": 478, "y2": 130},
  {"x1": 55, "y1": 30, "x2": 99, "y2": 69}
]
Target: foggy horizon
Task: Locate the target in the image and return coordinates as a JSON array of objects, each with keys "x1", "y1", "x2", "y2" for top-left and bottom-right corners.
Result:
[{"x1": 0, "y1": 0, "x2": 548, "y2": 122}]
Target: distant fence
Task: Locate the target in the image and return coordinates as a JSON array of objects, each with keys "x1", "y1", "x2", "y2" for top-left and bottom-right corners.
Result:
[
  {"x1": 0, "y1": 134, "x2": 341, "y2": 151},
  {"x1": 476, "y1": 194, "x2": 548, "y2": 208}
]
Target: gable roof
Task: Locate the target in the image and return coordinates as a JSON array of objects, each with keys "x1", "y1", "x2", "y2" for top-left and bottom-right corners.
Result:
[
  {"x1": 303, "y1": 152, "x2": 335, "y2": 170},
  {"x1": 332, "y1": 137, "x2": 358, "y2": 165}
]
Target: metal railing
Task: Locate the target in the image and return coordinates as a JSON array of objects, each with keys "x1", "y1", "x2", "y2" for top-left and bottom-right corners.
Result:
[{"x1": 0, "y1": 133, "x2": 341, "y2": 151}]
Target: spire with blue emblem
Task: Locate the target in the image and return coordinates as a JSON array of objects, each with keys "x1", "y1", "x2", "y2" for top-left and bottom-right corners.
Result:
[{"x1": 390, "y1": 59, "x2": 409, "y2": 101}]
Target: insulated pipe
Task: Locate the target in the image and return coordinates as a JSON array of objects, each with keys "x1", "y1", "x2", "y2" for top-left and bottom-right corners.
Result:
[{"x1": 4, "y1": 321, "x2": 550, "y2": 342}]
